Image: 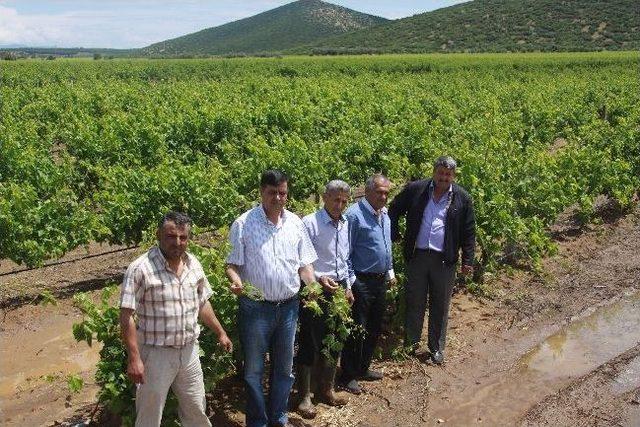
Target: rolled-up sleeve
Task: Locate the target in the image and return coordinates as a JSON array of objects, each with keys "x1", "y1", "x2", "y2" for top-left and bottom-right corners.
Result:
[
  {"x1": 193, "y1": 258, "x2": 213, "y2": 306},
  {"x1": 226, "y1": 219, "x2": 245, "y2": 266},
  {"x1": 120, "y1": 264, "x2": 143, "y2": 310}
]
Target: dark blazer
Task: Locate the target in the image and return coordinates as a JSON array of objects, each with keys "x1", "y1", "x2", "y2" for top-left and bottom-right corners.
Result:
[{"x1": 388, "y1": 179, "x2": 475, "y2": 266}]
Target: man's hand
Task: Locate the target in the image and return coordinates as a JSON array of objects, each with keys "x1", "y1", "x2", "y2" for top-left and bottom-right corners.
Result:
[
  {"x1": 127, "y1": 355, "x2": 145, "y2": 384},
  {"x1": 229, "y1": 280, "x2": 244, "y2": 296},
  {"x1": 226, "y1": 264, "x2": 244, "y2": 296},
  {"x1": 218, "y1": 333, "x2": 233, "y2": 352},
  {"x1": 461, "y1": 264, "x2": 474, "y2": 276},
  {"x1": 345, "y1": 288, "x2": 355, "y2": 305},
  {"x1": 319, "y1": 276, "x2": 339, "y2": 294}
]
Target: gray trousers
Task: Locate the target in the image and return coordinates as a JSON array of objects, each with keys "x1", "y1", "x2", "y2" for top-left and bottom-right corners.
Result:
[
  {"x1": 405, "y1": 249, "x2": 456, "y2": 353},
  {"x1": 136, "y1": 341, "x2": 211, "y2": 427}
]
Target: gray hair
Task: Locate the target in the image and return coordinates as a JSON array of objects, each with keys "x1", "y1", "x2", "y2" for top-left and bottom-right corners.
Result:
[
  {"x1": 324, "y1": 179, "x2": 351, "y2": 195},
  {"x1": 434, "y1": 156, "x2": 457, "y2": 170},
  {"x1": 365, "y1": 173, "x2": 390, "y2": 191}
]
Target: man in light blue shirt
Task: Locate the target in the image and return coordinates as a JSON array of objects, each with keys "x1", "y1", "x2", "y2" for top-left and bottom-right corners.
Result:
[
  {"x1": 339, "y1": 174, "x2": 396, "y2": 395},
  {"x1": 296, "y1": 180, "x2": 354, "y2": 418}
]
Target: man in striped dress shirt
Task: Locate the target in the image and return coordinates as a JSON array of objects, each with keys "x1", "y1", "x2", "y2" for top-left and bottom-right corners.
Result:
[
  {"x1": 295, "y1": 180, "x2": 354, "y2": 419},
  {"x1": 120, "y1": 211, "x2": 233, "y2": 427},
  {"x1": 225, "y1": 170, "x2": 317, "y2": 427}
]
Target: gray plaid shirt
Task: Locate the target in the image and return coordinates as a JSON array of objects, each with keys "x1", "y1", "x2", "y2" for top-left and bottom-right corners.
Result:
[{"x1": 120, "y1": 246, "x2": 213, "y2": 347}]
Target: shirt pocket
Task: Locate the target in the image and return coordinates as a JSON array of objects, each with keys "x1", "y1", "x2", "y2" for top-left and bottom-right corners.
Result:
[
  {"x1": 144, "y1": 279, "x2": 168, "y2": 302},
  {"x1": 282, "y1": 233, "x2": 301, "y2": 264}
]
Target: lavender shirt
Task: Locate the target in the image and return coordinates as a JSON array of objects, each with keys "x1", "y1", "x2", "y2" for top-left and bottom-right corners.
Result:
[{"x1": 415, "y1": 184, "x2": 452, "y2": 252}]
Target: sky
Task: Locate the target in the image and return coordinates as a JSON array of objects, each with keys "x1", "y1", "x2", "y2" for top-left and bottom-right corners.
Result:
[{"x1": 0, "y1": 0, "x2": 468, "y2": 49}]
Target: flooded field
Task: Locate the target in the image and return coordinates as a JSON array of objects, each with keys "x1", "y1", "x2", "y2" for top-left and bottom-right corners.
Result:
[{"x1": 434, "y1": 291, "x2": 640, "y2": 425}]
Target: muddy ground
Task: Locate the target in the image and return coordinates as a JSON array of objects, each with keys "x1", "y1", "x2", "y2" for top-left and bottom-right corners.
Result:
[{"x1": 1, "y1": 205, "x2": 639, "y2": 426}]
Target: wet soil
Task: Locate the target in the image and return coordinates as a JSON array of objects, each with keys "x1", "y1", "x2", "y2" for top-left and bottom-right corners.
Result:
[
  {"x1": 0, "y1": 242, "x2": 138, "y2": 308},
  {"x1": 0, "y1": 299, "x2": 101, "y2": 425},
  {"x1": 1, "y1": 205, "x2": 639, "y2": 426}
]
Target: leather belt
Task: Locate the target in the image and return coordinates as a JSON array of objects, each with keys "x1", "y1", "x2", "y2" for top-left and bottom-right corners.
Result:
[
  {"x1": 415, "y1": 248, "x2": 443, "y2": 255},
  {"x1": 355, "y1": 271, "x2": 386, "y2": 280},
  {"x1": 264, "y1": 294, "x2": 299, "y2": 306}
]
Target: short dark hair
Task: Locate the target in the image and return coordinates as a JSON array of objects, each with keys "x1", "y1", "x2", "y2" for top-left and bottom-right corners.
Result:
[
  {"x1": 260, "y1": 169, "x2": 288, "y2": 188},
  {"x1": 158, "y1": 211, "x2": 192, "y2": 230}
]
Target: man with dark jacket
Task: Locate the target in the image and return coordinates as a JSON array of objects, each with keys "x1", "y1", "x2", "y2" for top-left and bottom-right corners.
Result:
[{"x1": 389, "y1": 156, "x2": 475, "y2": 364}]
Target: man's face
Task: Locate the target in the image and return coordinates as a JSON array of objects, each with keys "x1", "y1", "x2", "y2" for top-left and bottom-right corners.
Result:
[
  {"x1": 157, "y1": 221, "x2": 189, "y2": 260},
  {"x1": 323, "y1": 190, "x2": 350, "y2": 220},
  {"x1": 365, "y1": 178, "x2": 390, "y2": 211},
  {"x1": 433, "y1": 166, "x2": 455, "y2": 191},
  {"x1": 260, "y1": 181, "x2": 288, "y2": 215}
]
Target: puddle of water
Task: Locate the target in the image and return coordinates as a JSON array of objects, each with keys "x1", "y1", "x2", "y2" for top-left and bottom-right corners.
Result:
[
  {"x1": 0, "y1": 313, "x2": 101, "y2": 401},
  {"x1": 522, "y1": 291, "x2": 640, "y2": 380},
  {"x1": 434, "y1": 292, "x2": 640, "y2": 425}
]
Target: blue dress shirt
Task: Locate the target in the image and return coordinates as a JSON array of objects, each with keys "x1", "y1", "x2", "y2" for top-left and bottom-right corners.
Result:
[{"x1": 345, "y1": 199, "x2": 394, "y2": 279}]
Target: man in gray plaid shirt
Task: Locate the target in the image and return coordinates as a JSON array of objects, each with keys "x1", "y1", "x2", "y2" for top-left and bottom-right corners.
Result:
[{"x1": 120, "y1": 211, "x2": 232, "y2": 427}]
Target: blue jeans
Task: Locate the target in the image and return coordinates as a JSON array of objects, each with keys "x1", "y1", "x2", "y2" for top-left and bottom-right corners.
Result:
[{"x1": 239, "y1": 296, "x2": 299, "y2": 427}]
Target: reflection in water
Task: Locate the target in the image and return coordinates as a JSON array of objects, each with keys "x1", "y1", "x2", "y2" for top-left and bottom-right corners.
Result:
[
  {"x1": 435, "y1": 292, "x2": 640, "y2": 426},
  {"x1": 523, "y1": 292, "x2": 640, "y2": 379}
]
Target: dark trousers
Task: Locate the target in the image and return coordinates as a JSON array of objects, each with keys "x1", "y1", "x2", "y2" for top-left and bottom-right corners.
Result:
[
  {"x1": 298, "y1": 283, "x2": 345, "y2": 366},
  {"x1": 405, "y1": 249, "x2": 456, "y2": 353},
  {"x1": 340, "y1": 273, "x2": 387, "y2": 381}
]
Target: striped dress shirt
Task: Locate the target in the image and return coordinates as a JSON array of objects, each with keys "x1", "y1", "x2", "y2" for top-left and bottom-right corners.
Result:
[
  {"x1": 302, "y1": 208, "x2": 356, "y2": 290},
  {"x1": 226, "y1": 205, "x2": 317, "y2": 301},
  {"x1": 120, "y1": 246, "x2": 213, "y2": 347}
]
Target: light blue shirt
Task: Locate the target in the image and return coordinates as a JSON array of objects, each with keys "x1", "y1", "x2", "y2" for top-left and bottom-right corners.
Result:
[
  {"x1": 302, "y1": 209, "x2": 356, "y2": 289},
  {"x1": 415, "y1": 183, "x2": 452, "y2": 251},
  {"x1": 346, "y1": 199, "x2": 395, "y2": 279},
  {"x1": 226, "y1": 205, "x2": 317, "y2": 301}
]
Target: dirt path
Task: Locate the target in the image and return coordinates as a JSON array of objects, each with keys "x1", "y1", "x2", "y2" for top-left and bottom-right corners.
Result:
[
  {"x1": 1, "y1": 206, "x2": 638, "y2": 426},
  {"x1": 305, "y1": 205, "x2": 640, "y2": 426},
  {"x1": 0, "y1": 299, "x2": 101, "y2": 425}
]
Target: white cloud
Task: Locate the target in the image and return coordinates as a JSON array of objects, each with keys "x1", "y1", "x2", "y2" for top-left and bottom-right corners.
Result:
[
  {"x1": 0, "y1": 2, "x2": 292, "y2": 48},
  {"x1": 0, "y1": 5, "x2": 73, "y2": 47}
]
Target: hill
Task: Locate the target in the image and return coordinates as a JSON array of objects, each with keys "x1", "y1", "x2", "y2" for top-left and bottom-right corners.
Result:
[
  {"x1": 141, "y1": 0, "x2": 388, "y2": 57},
  {"x1": 299, "y1": 0, "x2": 640, "y2": 54}
]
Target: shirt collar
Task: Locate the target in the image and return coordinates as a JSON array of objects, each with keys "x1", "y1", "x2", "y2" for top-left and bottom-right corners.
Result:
[
  {"x1": 259, "y1": 204, "x2": 285, "y2": 227},
  {"x1": 361, "y1": 198, "x2": 387, "y2": 216},
  {"x1": 320, "y1": 208, "x2": 345, "y2": 225},
  {"x1": 150, "y1": 246, "x2": 191, "y2": 271},
  {"x1": 429, "y1": 181, "x2": 453, "y2": 195}
]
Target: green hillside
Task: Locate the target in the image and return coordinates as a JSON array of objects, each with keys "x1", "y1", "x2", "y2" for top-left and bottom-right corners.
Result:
[
  {"x1": 299, "y1": 0, "x2": 640, "y2": 54},
  {"x1": 141, "y1": 0, "x2": 388, "y2": 57}
]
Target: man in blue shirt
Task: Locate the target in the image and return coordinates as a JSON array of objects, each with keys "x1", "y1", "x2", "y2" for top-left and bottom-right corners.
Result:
[
  {"x1": 339, "y1": 174, "x2": 396, "y2": 395},
  {"x1": 389, "y1": 156, "x2": 475, "y2": 365}
]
